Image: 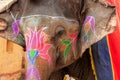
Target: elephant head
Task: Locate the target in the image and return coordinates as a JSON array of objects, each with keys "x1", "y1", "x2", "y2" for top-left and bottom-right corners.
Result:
[{"x1": 0, "y1": 0, "x2": 116, "y2": 80}]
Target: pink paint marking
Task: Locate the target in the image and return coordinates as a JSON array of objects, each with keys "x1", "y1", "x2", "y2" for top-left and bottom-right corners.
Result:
[
  {"x1": 39, "y1": 44, "x2": 53, "y2": 64},
  {"x1": 25, "y1": 29, "x2": 52, "y2": 64},
  {"x1": 26, "y1": 67, "x2": 40, "y2": 80},
  {"x1": 38, "y1": 36, "x2": 44, "y2": 50},
  {"x1": 37, "y1": 33, "x2": 52, "y2": 64},
  {"x1": 25, "y1": 29, "x2": 53, "y2": 80},
  {"x1": 26, "y1": 30, "x2": 42, "y2": 51}
]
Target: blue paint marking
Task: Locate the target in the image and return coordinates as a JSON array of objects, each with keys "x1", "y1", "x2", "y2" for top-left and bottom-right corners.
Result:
[{"x1": 28, "y1": 50, "x2": 39, "y2": 64}]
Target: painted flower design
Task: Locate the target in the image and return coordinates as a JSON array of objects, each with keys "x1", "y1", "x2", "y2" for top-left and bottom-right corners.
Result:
[
  {"x1": 26, "y1": 29, "x2": 52, "y2": 64},
  {"x1": 26, "y1": 67, "x2": 40, "y2": 80},
  {"x1": 83, "y1": 16, "x2": 96, "y2": 42},
  {"x1": 62, "y1": 32, "x2": 78, "y2": 59},
  {"x1": 12, "y1": 20, "x2": 20, "y2": 36},
  {"x1": 68, "y1": 32, "x2": 78, "y2": 57}
]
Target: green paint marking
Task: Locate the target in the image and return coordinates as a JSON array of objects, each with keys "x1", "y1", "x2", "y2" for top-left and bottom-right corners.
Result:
[
  {"x1": 62, "y1": 40, "x2": 70, "y2": 44},
  {"x1": 62, "y1": 40, "x2": 72, "y2": 59},
  {"x1": 17, "y1": 34, "x2": 25, "y2": 45},
  {"x1": 88, "y1": 31, "x2": 91, "y2": 40},
  {"x1": 30, "y1": 50, "x2": 37, "y2": 59},
  {"x1": 64, "y1": 44, "x2": 71, "y2": 59}
]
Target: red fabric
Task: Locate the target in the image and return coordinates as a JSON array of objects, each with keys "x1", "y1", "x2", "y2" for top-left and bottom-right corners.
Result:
[
  {"x1": 106, "y1": 0, "x2": 115, "y2": 5},
  {"x1": 108, "y1": 28, "x2": 120, "y2": 80},
  {"x1": 106, "y1": 0, "x2": 120, "y2": 80}
]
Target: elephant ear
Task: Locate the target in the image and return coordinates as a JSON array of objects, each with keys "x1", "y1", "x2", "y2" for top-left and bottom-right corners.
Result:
[
  {"x1": 80, "y1": 0, "x2": 116, "y2": 54},
  {"x1": 0, "y1": 2, "x2": 25, "y2": 47},
  {"x1": 0, "y1": 16, "x2": 25, "y2": 47}
]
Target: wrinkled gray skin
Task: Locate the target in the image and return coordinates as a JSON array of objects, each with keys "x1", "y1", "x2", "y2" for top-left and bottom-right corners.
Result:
[
  {"x1": 81, "y1": 0, "x2": 116, "y2": 54},
  {"x1": 0, "y1": 0, "x2": 116, "y2": 80}
]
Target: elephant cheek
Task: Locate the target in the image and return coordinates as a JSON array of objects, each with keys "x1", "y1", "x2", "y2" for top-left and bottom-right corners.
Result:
[{"x1": 35, "y1": 56, "x2": 55, "y2": 80}]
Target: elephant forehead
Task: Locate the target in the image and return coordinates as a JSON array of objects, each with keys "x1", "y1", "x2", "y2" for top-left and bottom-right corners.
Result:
[{"x1": 20, "y1": 15, "x2": 79, "y2": 35}]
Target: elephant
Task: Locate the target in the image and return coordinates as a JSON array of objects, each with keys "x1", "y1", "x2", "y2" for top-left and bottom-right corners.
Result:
[{"x1": 0, "y1": 0, "x2": 116, "y2": 80}]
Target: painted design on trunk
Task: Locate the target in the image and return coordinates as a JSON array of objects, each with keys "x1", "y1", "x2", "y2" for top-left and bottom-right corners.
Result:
[
  {"x1": 12, "y1": 20, "x2": 20, "y2": 36},
  {"x1": 62, "y1": 32, "x2": 78, "y2": 59},
  {"x1": 82, "y1": 16, "x2": 96, "y2": 42},
  {"x1": 26, "y1": 67, "x2": 40, "y2": 80},
  {"x1": 28, "y1": 50, "x2": 39, "y2": 64},
  {"x1": 26, "y1": 29, "x2": 52, "y2": 80},
  {"x1": 26, "y1": 29, "x2": 52, "y2": 63}
]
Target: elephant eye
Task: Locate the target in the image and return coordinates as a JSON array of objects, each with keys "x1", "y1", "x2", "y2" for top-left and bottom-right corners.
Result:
[
  {"x1": 55, "y1": 25, "x2": 66, "y2": 38},
  {"x1": 51, "y1": 25, "x2": 66, "y2": 45}
]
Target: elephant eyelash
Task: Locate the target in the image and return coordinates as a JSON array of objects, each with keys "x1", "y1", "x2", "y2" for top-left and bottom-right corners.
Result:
[{"x1": 56, "y1": 30, "x2": 66, "y2": 38}]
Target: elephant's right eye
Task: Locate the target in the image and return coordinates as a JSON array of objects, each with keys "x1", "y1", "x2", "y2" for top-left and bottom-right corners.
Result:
[
  {"x1": 50, "y1": 25, "x2": 66, "y2": 45},
  {"x1": 55, "y1": 25, "x2": 66, "y2": 38}
]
